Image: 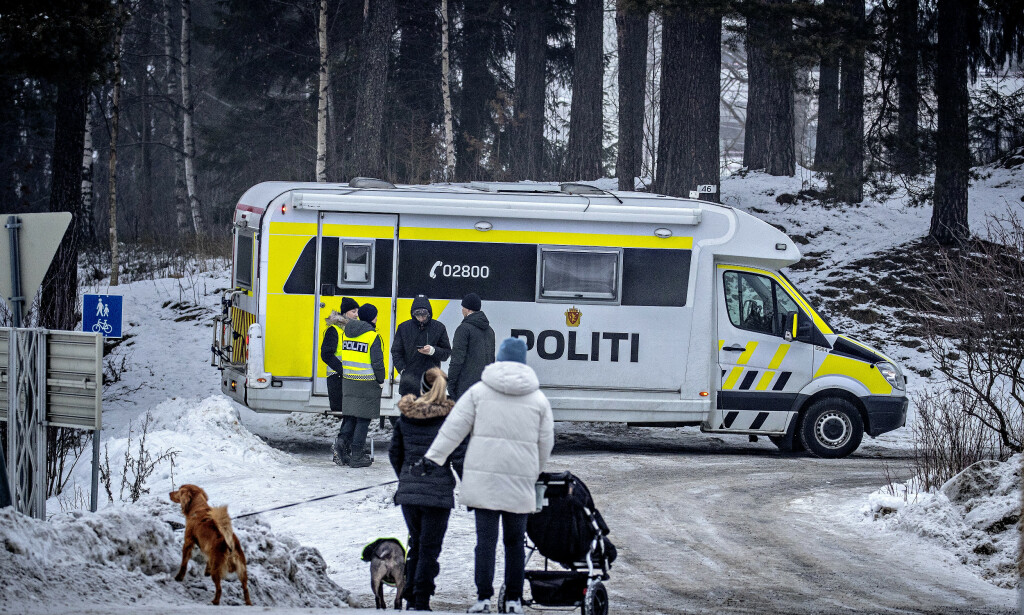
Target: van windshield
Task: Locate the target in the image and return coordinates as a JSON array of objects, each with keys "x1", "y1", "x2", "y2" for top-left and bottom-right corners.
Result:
[{"x1": 780, "y1": 271, "x2": 835, "y2": 332}]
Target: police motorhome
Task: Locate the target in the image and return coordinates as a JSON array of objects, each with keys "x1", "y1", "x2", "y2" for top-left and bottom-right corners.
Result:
[{"x1": 212, "y1": 179, "x2": 908, "y2": 458}]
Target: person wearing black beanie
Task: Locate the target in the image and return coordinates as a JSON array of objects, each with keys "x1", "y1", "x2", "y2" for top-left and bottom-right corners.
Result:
[
  {"x1": 337, "y1": 301, "x2": 386, "y2": 468},
  {"x1": 323, "y1": 297, "x2": 360, "y2": 465},
  {"x1": 448, "y1": 293, "x2": 495, "y2": 400}
]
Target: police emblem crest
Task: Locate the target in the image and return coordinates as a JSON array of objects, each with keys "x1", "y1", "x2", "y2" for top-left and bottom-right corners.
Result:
[{"x1": 565, "y1": 306, "x2": 582, "y2": 327}]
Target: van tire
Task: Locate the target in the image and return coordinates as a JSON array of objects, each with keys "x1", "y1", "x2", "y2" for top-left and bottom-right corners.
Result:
[{"x1": 799, "y1": 398, "x2": 863, "y2": 459}]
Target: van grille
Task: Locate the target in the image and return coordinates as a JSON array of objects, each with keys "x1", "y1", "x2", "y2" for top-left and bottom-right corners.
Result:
[{"x1": 230, "y1": 307, "x2": 256, "y2": 364}]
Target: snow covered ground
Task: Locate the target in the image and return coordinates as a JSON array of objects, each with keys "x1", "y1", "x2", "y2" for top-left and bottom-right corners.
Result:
[{"x1": 2, "y1": 167, "x2": 1021, "y2": 613}]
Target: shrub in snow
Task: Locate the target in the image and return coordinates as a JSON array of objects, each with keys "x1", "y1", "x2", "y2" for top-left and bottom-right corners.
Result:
[
  {"x1": 866, "y1": 455, "x2": 1021, "y2": 588},
  {"x1": 0, "y1": 499, "x2": 351, "y2": 609}
]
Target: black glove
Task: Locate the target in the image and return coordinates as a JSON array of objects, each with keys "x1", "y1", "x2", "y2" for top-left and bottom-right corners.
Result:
[{"x1": 410, "y1": 457, "x2": 441, "y2": 477}]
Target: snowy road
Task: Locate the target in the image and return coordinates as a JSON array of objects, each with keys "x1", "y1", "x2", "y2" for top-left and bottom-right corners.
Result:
[
  {"x1": 551, "y1": 424, "x2": 1012, "y2": 615},
  {"x1": 251, "y1": 421, "x2": 1012, "y2": 615}
]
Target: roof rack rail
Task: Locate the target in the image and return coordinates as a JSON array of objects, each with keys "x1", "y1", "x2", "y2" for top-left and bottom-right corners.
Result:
[
  {"x1": 349, "y1": 177, "x2": 396, "y2": 189},
  {"x1": 559, "y1": 182, "x2": 604, "y2": 195},
  {"x1": 469, "y1": 181, "x2": 561, "y2": 193}
]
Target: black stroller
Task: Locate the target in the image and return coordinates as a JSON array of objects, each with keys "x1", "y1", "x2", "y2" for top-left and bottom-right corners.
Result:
[{"x1": 497, "y1": 472, "x2": 615, "y2": 615}]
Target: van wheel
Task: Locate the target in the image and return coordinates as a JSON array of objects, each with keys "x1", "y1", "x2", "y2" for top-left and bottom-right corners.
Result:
[{"x1": 799, "y1": 398, "x2": 863, "y2": 459}]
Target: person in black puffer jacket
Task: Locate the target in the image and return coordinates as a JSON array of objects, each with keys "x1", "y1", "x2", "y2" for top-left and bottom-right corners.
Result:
[
  {"x1": 390, "y1": 368, "x2": 466, "y2": 611},
  {"x1": 392, "y1": 295, "x2": 452, "y2": 397},
  {"x1": 447, "y1": 293, "x2": 495, "y2": 401}
]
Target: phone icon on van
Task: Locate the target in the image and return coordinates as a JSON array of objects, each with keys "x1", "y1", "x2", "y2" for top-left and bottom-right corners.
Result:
[{"x1": 429, "y1": 260, "x2": 442, "y2": 279}]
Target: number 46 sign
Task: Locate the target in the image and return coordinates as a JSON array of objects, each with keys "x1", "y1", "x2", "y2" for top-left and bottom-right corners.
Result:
[{"x1": 83, "y1": 294, "x2": 123, "y2": 338}]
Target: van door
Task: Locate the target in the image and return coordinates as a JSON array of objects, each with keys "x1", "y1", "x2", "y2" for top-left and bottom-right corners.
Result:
[
  {"x1": 713, "y1": 266, "x2": 813, "y2": 432},
  {"x1": 312, "y1": 212, "x2": 398, "y2": 399}
]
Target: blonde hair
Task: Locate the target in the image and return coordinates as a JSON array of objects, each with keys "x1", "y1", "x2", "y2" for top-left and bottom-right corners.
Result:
[{"x1": 419, "y1": 369, "x2": 449, "y2": 406}]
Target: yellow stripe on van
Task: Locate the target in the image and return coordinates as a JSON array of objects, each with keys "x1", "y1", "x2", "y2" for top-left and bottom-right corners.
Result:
[
  {"x1": 813, "y1": 354, "x2": 893, "y2": 395},
  {"x1": 736, "y1": 341, "x2": 758, "y2": 365},
  {"x1": 722, "y1": 367, "x2": 743, "y2": 390},
  {"x1": 322, "y1": 224, "x2": 395, "y2": 239},
  {"x1": 269, "y1": 221, "x2": 317, "y2": 235},
  {"x1": 716, "y1": 264, "x2": 833, "y2": 335},
  {"x1": 718, "y1": 339, "x2": 724, "y2": 351},
  {"x1": 399, "y1": 226, "x2": 693, "y2": 250},
  {"x1": 768, "y1": 344, "x2": 790, "y2": 369},
  {"x1": 755, "y1": 371, "x2": 776, "y2": 391}
]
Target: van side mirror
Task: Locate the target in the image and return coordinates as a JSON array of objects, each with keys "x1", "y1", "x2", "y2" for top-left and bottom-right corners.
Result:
[{"x1": 784, "y1": 311, "x2": 814, "y2": 343}]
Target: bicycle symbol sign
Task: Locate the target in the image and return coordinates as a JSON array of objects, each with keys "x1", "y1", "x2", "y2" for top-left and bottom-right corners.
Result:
[{"x1": 83, "y1": 294, "x2": 123, "y2": 338}]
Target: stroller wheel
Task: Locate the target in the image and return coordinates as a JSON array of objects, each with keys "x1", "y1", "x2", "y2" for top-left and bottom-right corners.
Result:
[
  {"x1": 584, "y1": 581, "x2": 608, "y2": 615},
  {"x1": 497, "y1": 583, "x2": 507, "y2": 613}
]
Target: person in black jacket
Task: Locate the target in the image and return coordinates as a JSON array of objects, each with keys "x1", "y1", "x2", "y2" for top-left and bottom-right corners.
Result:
[
  {"x1": 447, "y1": 293, "x2": 495, "y2": 400},
  {"x1": 390, "y1": 368, "x2": 466, "y2": 611},
  {"x1": 392, "y1": 295, "x2": 452, "y2": 397},
  {"x1": 320, "y1": 296, "x2": 359, "y2": 465}
]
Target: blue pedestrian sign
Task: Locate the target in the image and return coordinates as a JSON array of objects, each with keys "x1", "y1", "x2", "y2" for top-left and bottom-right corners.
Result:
[{"x1": 83, "y1": 294, "x2": 123, "y2": 338}]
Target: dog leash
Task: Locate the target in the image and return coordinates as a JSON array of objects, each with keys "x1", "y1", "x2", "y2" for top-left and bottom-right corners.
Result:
[{"x1": 234, "y1": 480, "x2": 398, "y2": 519}]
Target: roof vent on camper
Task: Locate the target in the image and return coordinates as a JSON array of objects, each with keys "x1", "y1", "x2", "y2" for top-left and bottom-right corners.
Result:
[
  {"x1": 559, "y1": 182, "x2": 604, "y2": 195},
  {"x1": 349, "y1": 177, "x2": 396, "y2": 189}
]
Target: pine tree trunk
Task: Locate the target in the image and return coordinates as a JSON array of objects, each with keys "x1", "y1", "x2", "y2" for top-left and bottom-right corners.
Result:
[
  {"x1": 80, "y1": 98, "x2": 95, "y2": 246},
  {"x1": 180, "y1": 0, "x2": 203, "y2": 233},
  {"x1": 316, "y1": 0, "x2": 329, "y2": 182},
  {"x1": 110, "y1": 1, "x2": 124, "y2": 287},
  {"x1": 616, "y1": 1, "x2": 648, "y2": 191},
  {"x1": 931, "y1": 0, "x2": 970, "y2": 244},
  {"x1": 814, "y1": 0, "x2": 842, "y2": 171},
  {"x1": 349, "y1": 0, "x2": 396, "y2": 179},
  {"x1": 163, "y1": 0, "x2": 188, "y2": 233},
  {"x1": 454, "y1": 0, "x2": 497, "y2": 181},
  {"x1": 564, "y1": 0, "x2": 604, "y2": 181},
  {"x1": 510, "y1": 0, "x2": 547, "y2": 181},
  {"x1": 653, "y1": 3, "x2": 721, "y2": 201},
  {"x1": 440, "y1": 0, "x2": 455, "y2": 180},
  {"x1": 833, "y1": 0, "x2": 865, "y2": 203},
  {"x1": 39, "y1": 80, "x2": 87, "y2": 331},
  {"x1": 743, "y1": 0, "x2": 795, "y2": 176},
  {"x1": 894, "y1": 0, "x2": 919, "y2": 175}
]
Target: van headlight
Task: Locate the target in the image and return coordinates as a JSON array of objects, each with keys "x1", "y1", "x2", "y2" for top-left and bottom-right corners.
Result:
[{"x1": 876, "y1": 362, "x2": 905, "y2": 391}]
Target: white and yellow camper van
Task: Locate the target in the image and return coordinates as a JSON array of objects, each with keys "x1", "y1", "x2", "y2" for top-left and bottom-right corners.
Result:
[{"x1": 212, "y1": 179, "x2": 907, "y2": 458}]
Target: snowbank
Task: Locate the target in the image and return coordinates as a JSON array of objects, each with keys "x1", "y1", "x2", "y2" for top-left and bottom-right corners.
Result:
[
  {"x1": 0, "y1": 499, "x2": 351, "y2": 610},
  {"x1": 865, "y1": 456, "x2": 1021, "y2": 588}
]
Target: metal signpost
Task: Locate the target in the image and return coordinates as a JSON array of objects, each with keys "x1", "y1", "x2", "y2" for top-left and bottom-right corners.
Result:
[{"x1": 0, "y1": 212, "x2": 104, "y2": 519}]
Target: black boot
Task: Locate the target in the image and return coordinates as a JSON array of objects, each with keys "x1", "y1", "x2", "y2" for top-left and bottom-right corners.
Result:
[
  {"x1": 349, "y1": 446, "x2": 372, "y2": 468},
  {"x1": 332, "y1": 436, "x2": 350, "y2": 466}
]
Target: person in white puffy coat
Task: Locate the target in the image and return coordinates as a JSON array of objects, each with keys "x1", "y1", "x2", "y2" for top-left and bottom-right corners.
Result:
[{"x1": 422, "y1": 337, "x2": 554, "y2": 614}]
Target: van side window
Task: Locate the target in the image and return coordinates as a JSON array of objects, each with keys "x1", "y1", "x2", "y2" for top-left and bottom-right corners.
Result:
[
  {"x1": 339, "y1": 241, "x2": 374, "y2": 287},
  {"x1": 539, "y1": 247, "x2": 620, "y2": 302}
]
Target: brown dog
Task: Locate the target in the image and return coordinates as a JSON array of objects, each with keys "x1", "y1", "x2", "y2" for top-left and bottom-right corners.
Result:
[
  {"x1": 169, "y1": 484, "x2": 252, "y2": 606},
  {"x1": 361, "y1": 538, "x2": 406, "y2": 609}
]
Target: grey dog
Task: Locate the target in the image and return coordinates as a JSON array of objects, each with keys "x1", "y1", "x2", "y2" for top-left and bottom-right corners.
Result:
[{"x1": 361, "y1": 538, "x2": 407, "y2": 609}]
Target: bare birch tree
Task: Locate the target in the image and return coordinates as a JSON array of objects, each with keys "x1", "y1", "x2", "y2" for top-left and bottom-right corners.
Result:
[
  {"x1": 163, "y1": 0, "x2": 188, "y2": 232},
  {"x1": 109, "y1": 0, "x2": 125, "y2": 286},
  {"x1": 80, "y1": 97, "x2": 95, "y2": 246},
  {"x1": 440, "y1": 0, "x2": 455, "y2": 180},
  {"x1": 180, "y1": 0, "x2": 203, "y2": 233},
  {"x1": 316, "y1": 0, "x2": 329, "y2": 182}
]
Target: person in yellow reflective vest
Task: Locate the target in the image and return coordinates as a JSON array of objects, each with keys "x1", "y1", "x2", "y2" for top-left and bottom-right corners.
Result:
[
  {"x1": 338, "y1": 303, "x2": 386, "y2": 468},
  {"x1": 322, "y1": 296, "x2": 360, "y2": 466}
]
